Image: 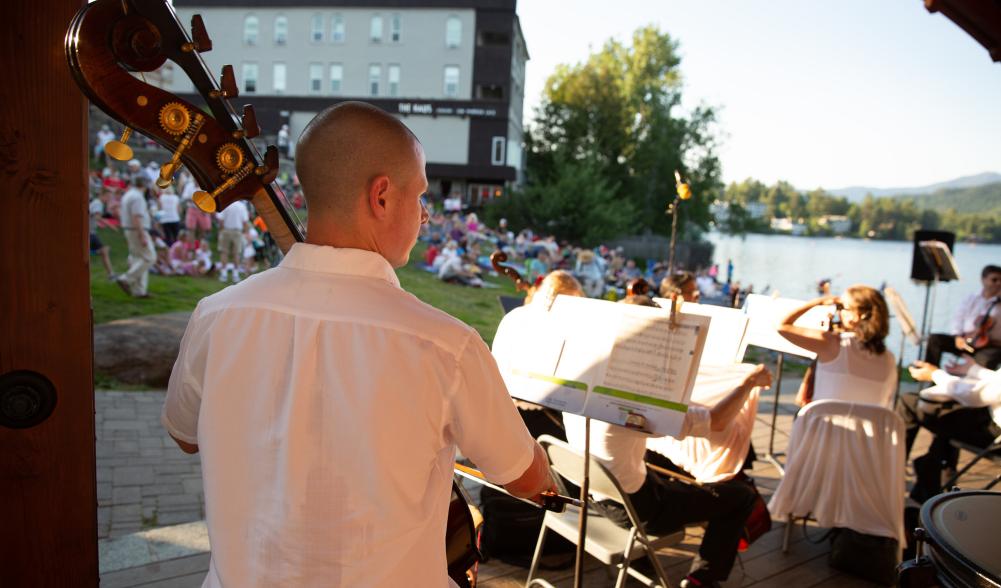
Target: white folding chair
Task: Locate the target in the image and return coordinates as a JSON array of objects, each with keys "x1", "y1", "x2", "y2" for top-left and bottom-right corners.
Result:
[
  {"x1": 767, "y1": 400, "x2": 906, "y2": 552},
  {"x1": 525, "y1": 435, "x2": 685, "y2": 588}
]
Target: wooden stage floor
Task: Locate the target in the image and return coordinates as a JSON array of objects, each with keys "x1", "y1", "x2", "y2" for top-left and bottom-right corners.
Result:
[{"x1": 100, "y1": 387, "x2": 999, "y2": 588}]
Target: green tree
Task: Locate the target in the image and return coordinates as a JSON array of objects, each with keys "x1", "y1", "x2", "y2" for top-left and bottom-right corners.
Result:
[
  {"x1": 483, "y1": 154, "x2": 634, "y2": 246},
  {"x1": 525, "y1": 26, "x2": 721, "y2": 239}
]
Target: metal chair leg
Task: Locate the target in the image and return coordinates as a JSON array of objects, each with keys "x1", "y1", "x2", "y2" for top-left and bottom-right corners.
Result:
[
  {"x1": 524, "y1": 525, "x2": 549, "y2": 588},
  {"x1": 645, "y1": 548, "x2": 671, "y2": 588},
  {"x1": 613, "y1": 527, "x2": 637, "y2": 588},
  {"x1": 782, "y1": 515, "x2": 794, "y2": 553}
]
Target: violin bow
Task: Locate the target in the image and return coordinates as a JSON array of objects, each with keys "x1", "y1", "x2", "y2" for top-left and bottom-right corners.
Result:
[{"x1": 453, "y1": 462, "x2": 582, "y2": 513}]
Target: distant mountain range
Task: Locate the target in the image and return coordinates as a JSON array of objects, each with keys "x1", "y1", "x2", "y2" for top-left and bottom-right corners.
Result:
[{"x1": 827, "y1": 171, "x2": 1001, "y2": 201}]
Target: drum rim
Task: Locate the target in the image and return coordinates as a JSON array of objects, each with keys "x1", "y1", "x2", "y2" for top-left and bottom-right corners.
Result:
[{"x1": 920, "y1": 490, "x2": 1001, "y2": 588}]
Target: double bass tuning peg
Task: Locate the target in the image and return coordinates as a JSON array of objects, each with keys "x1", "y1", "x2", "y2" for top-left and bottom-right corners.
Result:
[
  {"x1": 209, "y1": 65, "x2": 238, "y2": 100},
  {"x1": 255, "y1": 145, "x2": 280, "y2": 184},
  {"x1": 181, "y1": 15, "x2": 212, "y2": 53},
  {"x1": 104, "y1": 127, "x2": 134, "y2": 161},
  {"x1": 232, "y1": 105, "x2": 260, "y2": 140}
]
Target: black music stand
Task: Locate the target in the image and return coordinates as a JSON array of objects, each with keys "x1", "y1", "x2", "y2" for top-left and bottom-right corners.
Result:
[{"x1": 916, "y1": 240, "x2": 960, "y2": 359}]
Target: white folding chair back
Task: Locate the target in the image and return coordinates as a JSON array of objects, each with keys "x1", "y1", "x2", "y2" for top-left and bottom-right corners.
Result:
[
  {"x1": 525, "y1": 435, "x2": 683, "y2": 588},
  {"x1": 768, "y1": 400, "x2": 906, "y2": 550}
]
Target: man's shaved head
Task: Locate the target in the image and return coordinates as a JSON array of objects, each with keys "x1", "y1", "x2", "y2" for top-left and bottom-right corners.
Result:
[{"x1": 295, "y1": 101, "x2": 421, "y2": 221}]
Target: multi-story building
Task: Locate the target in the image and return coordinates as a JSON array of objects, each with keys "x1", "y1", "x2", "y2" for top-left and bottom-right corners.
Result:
[{"x1": 169, "y1": 0, "x2": 528, "y2": 207}]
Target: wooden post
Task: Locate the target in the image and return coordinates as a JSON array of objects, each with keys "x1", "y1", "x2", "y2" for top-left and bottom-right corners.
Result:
[{"x1": 0, "y1": 1, "x2": 98, "y2": 585}]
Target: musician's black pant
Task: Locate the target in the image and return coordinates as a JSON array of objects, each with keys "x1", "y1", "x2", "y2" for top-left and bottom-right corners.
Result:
[
  {"x1": 897, "y1": 393, "x2": 1001, "y2": 502},
  {"x1": 923, "y1": 333, "x2": 1001, "y2": 369},
  {"x1": 597, "y1": 471, "x2": 756, "y2": 582}
]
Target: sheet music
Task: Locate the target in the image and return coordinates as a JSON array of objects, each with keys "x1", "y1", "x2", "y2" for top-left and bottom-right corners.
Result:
[
  {"x1": 603, "y1": 311, "x2": 698, "y2": 403},
  {"x1": 918, "y1": 240, "x2": 961, "y2": 282},
  {"x1": 492, "y1": 303, "x2": 586, "y2": 413},
  {"x1": 742, "y1": 294, "x2": 835, "y2": 359},
  {"x1": 492, "y1": 295, "x2": 709, "y2": 437},
  {"x1": 885, "y1": 286, "x2": 920, "y2": 345},
  {"x1": 654, "y1": 298, "x2": 750, "y2": 364}
]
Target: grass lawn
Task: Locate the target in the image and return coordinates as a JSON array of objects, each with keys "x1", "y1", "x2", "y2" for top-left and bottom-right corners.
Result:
[{"x1": 91, "y1": 227, "x2": 520, "y2": 344}]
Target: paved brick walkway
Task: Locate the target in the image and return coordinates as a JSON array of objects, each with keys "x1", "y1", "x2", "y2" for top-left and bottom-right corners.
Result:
[{"x1": 96, "y1": 391, "x2": 204, "y2": 539}]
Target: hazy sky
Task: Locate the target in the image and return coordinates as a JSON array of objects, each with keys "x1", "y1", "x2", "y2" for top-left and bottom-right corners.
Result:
[{"x1": 517, "y1": 0, "x2": 1001, "y2": 190}]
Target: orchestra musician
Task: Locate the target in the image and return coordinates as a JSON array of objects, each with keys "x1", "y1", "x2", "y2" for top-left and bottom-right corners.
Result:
[
  {"x1": 161, "y1": 102, "x2": 555, "y2": 587},
  {"x1": 897, "y1": 265, "x2": 1001, "y2": 497},
  {"x1": 562, "y1": 294, "x2": 772, "y2": 588},
  {"x1": 902, "y1": 359, "x2": 1001, "y2": 502},
  {"x1": 507, "y1": 270, "x2": 585, "y2": 440},
  {"x1": 923, "y1": 264, "x2": 1001, "y2": 370},
  {"x1": 777, "y1": 285, "x2": 896, "y2": 408}
]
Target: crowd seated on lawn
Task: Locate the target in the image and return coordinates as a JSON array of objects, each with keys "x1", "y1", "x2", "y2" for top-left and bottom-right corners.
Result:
[
  {"x1": 87, "y1": 153, "x2": 302, "y2": 283},
  {"x1": 417, "y1": 200, "x2": 747, "y2": 303}
]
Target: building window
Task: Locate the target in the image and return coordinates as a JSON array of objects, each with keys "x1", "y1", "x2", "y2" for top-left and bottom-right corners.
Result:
[
  {"x1": 477, "y1": 30, "x2": 510, "y2": 46},
  {"x1": 443, "y1": 65, "x2": 459, "y2": 98},
  {"x1": 369, "y1": 64, "x2": 381, "y2": 96},
  {"x1": 273, "y1": 62, "x2": 286, "y2": 94},
  {"x1": 445, "y1": 16, "x2": 461, "y2": 48},
  {"x1": 476, "y1": 84, "x2": 504, "y2": 100},
  {"x1": 243, "y1": 15, "x2": 258, "y2": 46},
  {"x1": 329, "y1": 63, "x2": 342, "y2": 93},
  {"x1": 491, "y1": 137, "x2": 506, "y2": 166},
  {"x1": 370, "y1": 15, "x2": 383, "y2": 43},
  {"x1": 390, "y1": 13, "x2": 401, "y2": 43},
  {"x1": 242, "y1": 62, "x2": 258, "y2": 93},
  {"x1": 309, "y1": 63, "x2": 323, "y2": 94},
  {"x1": 388, "y1": 64, "x2": 400, "y2": 97},
  {"x1": 310, "y1": 14, "x2": 323, "y2": 42},
  {"x1": 331, "y1": 14, "x2": 345, "y2": 42},
  {"x1": 274, "y1": 16, "x2": 287, "y2": 45}
]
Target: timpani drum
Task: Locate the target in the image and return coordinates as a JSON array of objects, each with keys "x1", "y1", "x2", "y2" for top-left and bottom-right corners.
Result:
[{"x1": 910, "y1": 490, "x2": 1001, "y2": 588}]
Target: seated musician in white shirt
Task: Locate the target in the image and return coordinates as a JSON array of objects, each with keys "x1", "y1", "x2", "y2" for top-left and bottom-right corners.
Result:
[
  {"x1": 161, "y1": 102, "x2": 555, "y2": 588},
  {"x1": 924, "y1": 264, "x2": 1001, "y2": 370},
  {"x1": 563, "y1": 295, "x2": 772, "y2": 588},
  {"x1": 901, "y1": 359, "x2": 1001, "y2": 502}
]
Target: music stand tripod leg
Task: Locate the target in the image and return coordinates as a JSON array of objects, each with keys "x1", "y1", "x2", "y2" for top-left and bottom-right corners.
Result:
[
  {"x1": 764, "y1": 352, "x2": 785, "y2": 476},
  {"x1": 573, "y1": 417, "x2": 590, "y2": 588}
]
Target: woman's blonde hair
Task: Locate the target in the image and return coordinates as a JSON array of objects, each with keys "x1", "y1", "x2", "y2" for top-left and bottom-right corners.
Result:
[
  {"x1": 525, "y1": 270, "x2": 584, "y2": 308},
  {"x1": 844, "y1": 285, "x2": 889, "y2": 354}
]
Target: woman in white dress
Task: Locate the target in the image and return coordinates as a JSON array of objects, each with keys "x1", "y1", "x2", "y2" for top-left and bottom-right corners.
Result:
[{"x1": 778, "y1": 285, "x2": 896, "y2": 408}]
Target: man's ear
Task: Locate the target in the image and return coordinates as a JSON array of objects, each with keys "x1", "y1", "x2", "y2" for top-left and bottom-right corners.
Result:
[{"x1": 367, "y1": 175, "x2": 391, "y2": 218}]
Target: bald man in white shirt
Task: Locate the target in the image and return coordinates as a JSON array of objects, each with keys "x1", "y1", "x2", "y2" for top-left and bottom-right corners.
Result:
[{"x1": 162, "y1": 102, "x2": 554, "y2": 587}]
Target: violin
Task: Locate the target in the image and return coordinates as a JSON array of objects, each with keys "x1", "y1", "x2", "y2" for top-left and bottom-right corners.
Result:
[
  {"x1": 966, "y1": 297, "x2": 999, "y2": 352},
  {"x1": 490, "y1": 250, "x2": 532, "y2": 292}
]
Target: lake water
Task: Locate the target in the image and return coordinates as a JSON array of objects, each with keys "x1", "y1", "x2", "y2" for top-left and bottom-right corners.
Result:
[{"x1": 706, "y1": 232, "x2": 1001, "y2": 364}]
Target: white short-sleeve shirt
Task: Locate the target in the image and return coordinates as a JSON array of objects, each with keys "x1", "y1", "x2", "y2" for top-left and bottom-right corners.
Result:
[
  {"x1": 163, "y1": 244, "x2": 535, "y2": 587},
  {"x1": 158, "y1": 192, "x2": 181, "y2": 223},
  {"x1": 119, "y1": 187, "x2": 149, "y2": 230},
  {"x1": 217, "y1": 200, "x2": 249, "y2": 231}
]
